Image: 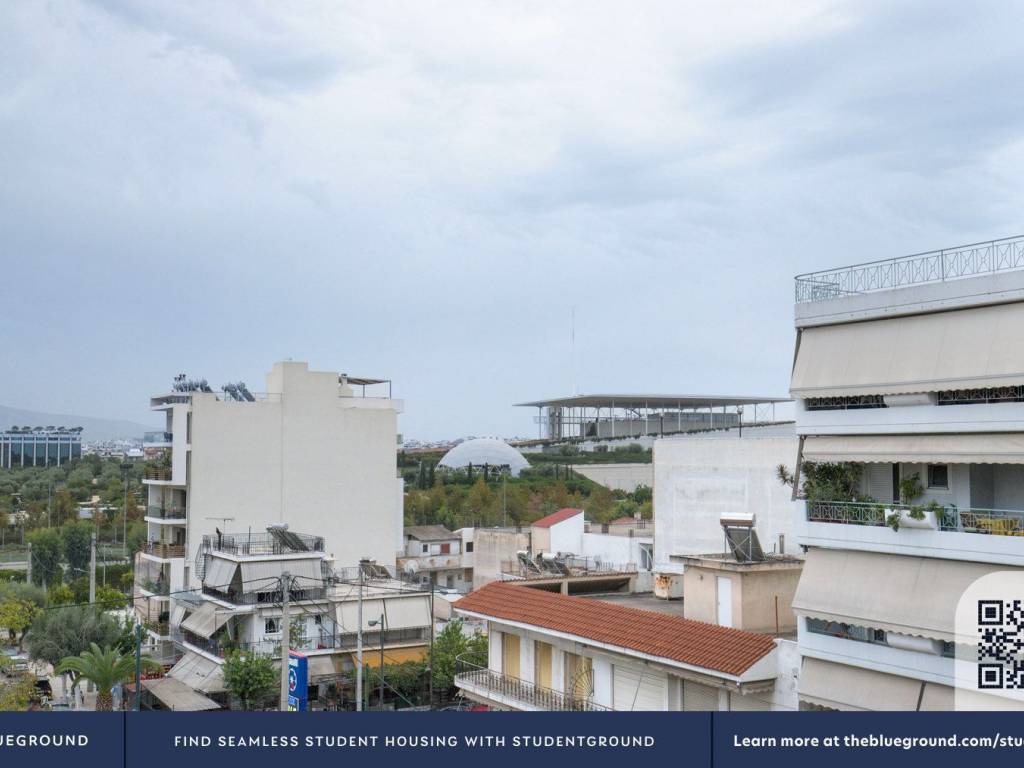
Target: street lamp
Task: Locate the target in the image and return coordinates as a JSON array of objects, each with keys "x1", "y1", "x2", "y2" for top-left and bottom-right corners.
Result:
[{"x1": 367, "y1": 613, "x2": 386, "y2": 710}]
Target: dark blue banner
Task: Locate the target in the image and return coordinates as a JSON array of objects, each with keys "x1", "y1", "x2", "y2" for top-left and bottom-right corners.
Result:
[{"x1": 3, "y1": 712, "x2": 1024, "y2": 768}]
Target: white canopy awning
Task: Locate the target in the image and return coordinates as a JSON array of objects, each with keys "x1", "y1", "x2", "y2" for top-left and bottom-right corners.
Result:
[
  {"x1": 799, "y1": 658, "x2": 921, "y2": 711},
  {"x1": 167, "y1": 651, "x2": 226, "y2": 694},
  {"x1": 802, "y1": 433, "x2": 1024, "y2": 465},
  {"x1": 338, "y1": 599, "x2": 385, "y2": 632},
  {"x1": 384, "y1": 596, "x2": 431, "y2": 629},
  {"x1": 179, "y1": 602, "x2": 232, "y2": 639},
  {"x1": 203, "y1": 557, "x2": 238, "y2": 591},
  {"x1": 793, "y1": 548, "x2": 1002, "y2": 641},
  {"x1": 791, "y1": 302, "x2": 1024, "y2": 398},
  {"x1": 239, "y1": 557, "x2": 322, "y2": 589},
  {"x1": 143, "y1": 677, "x2": 221, "y2": 711}
]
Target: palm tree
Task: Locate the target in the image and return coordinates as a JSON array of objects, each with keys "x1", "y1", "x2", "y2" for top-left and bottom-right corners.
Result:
[{"x1": 56, "y1": 642, "x2": 161, "y2": 711}]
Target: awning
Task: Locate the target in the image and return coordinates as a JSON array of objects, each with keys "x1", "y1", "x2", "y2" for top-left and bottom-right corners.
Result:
[
  {"x1": 338, "y1": 599, "x2": 385, "y2": 632},
  {"x1": 308, "y1": 655, "x2": 348, "y2": 679},
  {"x1": 384, "y1": 596, "x2": 431, "y2": 629},
  {"x1": 802, "y1": 433, "x2": 1024, "y2": 465},
  {"x1": 203, "y1": 557, "x2": 238, "y2": 590},
  {"x1": 793, "y1": 548, "x2": 1001, "y2": 641},
  {"x1": 239, "y1": 558, "x2": 322, "y2": 589},
  {"x1": 143, "y1": 677, "x2": 221, "y2": 711},
  {"x1": 919, "y1": 683, "x2": 954, "y2": 711},
  {"x1": 352, "y1": 645, "x2": 428, "y2": 669},
  {"x1": 168, "y1": 651, "x2": 226, "y2": 694},
  {"x1": 798, "y1": 658, "x2": 922, "y2": 711},
  {"x1": 179, "y1": 603, "x2": 232, "y2": 639},
  {"x1": 791, "y1": 302, "x2": 1024, "y2": 398}
]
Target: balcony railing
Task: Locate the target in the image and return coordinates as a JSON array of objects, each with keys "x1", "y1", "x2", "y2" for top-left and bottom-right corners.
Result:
[
  {"x1": 146, "y1": 505, "x2": 186, "y2": 520},
  {"x1": 143, "y1": 541, "x2": 187, "y2": 558},
  {"x1": 201, "y1": 584, "x2": 328, "y2": 606},
  {"x1": 203, "y1": 531, "x2": 324, "y2": 556},
  {"x1": 139, "y1": 578, "x2": 170, "y2": 596},
  {"x1": 143, "y1": 467, "x2": 173, "y2": 481},
  {"x1": 454, "y1": 661, "x2": 609, "y2": 711},
  {"x1": 178, "y1": 627, "x2": 429, "y2": 659},
  {"x1": 806, "y1": 500, "x2": 1024, "y2": 536},
  {"x1": 144, "y1": 431, "x2": 173, "y2": 444},
  {"x1": 795, "y1": 235, "x2": 1024, "y2": 303}
]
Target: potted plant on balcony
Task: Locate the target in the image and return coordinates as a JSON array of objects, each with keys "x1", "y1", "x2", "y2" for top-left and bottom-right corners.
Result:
[{"x1": 888, "y1": 475, "x2": 941, "y2": 530}]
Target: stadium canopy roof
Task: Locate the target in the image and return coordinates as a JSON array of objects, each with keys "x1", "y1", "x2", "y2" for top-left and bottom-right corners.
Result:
[{"x1": 515, "y1": 394, "x2": 791, "y2": 409}]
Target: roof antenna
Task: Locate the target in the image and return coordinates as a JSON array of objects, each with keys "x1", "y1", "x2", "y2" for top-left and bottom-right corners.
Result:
[{"x1": 570, "y1": 306, "x2": 578, "y2": 396}]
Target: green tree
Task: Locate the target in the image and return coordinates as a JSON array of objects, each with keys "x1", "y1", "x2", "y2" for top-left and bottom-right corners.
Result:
[
  {"x1": 222, "y1": 650, "x2": 277, "y2": 711},
  {"x1": 47, "y1": 583, "x2": 75, "y2": 606},
  {"x1": 431, "y1": 618, "x2": 487, "y2": 695},
  {"x1": 25, "y1": 527, "x2": 61, "y2": 586},
  {"x1": 0, "y1": 598, "x2": 39, "y2": 650},
  {"x1": 24, "y1": 606, "x2": 122, "y2": 667},
  {"x1": 57, "y1": 643, "x2": 159, "y2": 711},
  {"x1": 61, "y1": 521, "x2": 92, "y2": 580},
  {"x1": 95, "y1": 585, "x2": 127, "y2": 611},
  {"x1": 0, "y1": 668, "x2": 38, "y2": 710}
]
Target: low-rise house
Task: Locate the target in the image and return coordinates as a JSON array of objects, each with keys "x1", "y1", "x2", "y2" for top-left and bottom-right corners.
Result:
[
  {"x1": 399, "y1": 525, "x2": 471, "y2": 592},
  {"x1": 453, "y1": 582, "x2": 792, "y2": 711}
]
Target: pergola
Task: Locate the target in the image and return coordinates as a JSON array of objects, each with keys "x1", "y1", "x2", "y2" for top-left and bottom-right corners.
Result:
[{"x1": 515, "y1": 393, "x2": 791, "y2": 441}]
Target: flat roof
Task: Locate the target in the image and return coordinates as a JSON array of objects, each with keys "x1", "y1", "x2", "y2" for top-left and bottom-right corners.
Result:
[{"x1": 515, "y1": 393, "x2": 791, "y2": 409}]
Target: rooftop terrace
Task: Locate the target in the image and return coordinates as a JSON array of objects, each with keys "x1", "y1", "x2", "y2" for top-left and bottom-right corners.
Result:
[{"x1": 795, "y1": 235, "x2": 1024, "y2": 304}]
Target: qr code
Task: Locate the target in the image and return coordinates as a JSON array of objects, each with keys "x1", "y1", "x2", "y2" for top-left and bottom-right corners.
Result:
[{"x1": 977, "y1": 599, "x2": 1024, "y2": 689}]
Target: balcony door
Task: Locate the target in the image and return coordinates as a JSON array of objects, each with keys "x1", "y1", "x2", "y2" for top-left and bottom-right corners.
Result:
[
  {"x1": 502, "y1": 633, "x2": 520, "y2": 679},
  {"x1": 534, "y1": 641, "x2": 553, "y2": 689}
]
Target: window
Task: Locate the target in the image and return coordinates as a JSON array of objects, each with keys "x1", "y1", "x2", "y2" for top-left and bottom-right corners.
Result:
[
  {"x1": 927, "y1": 464, "x2": 949, "y2": 489},
  {"x1": 446, "y1": 574, "x2": 455, "y2": 588},
  {"x1": 440, "y1": 543, "x2": 451, "y2": 554},
  {"x1": 421, "y1": 544, "x2": 429, "y2": 554},
  {"x1": 264, "y1": 618, "x2": 280, "y2": 634},
  {"x1": 465, "y1": 542, "x2": 474, "y2": 553}
]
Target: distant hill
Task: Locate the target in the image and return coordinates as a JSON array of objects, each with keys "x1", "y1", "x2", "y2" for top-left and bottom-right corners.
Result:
[{"x1": 0, "y1": 405, "x2": 157, "y2": 443}]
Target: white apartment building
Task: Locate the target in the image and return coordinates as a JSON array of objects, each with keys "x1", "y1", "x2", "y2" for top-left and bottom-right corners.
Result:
[
  {"x1": 135, "y1": 362, "x2": 404, "y2": 645},
  {"x1": 789, "y1": 236, "x2": 1024, "y2": 711},
  {"x1": 453, "y1": 582, "x2": 791, "y2": 711},
  {"x1": 143, "y1": 530, "x2": 432, "y2": 711}
]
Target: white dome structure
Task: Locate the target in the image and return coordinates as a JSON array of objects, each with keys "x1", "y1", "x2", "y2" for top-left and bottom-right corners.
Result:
[{"x1": 437, "y1": 438, "x2": 530, "y2": 477}]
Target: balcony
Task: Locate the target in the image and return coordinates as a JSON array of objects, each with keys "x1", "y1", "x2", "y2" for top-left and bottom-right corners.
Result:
[
  {"x1": 800, "y1": 499, "x2": 1024, "y2": 566},
  {"x1": 146, "y1": 505, "x2": 186, "y2": 520},
  {"x1": 201, "y1": 583, "x2": 328, "y2": 606},
  {"x1": 144, "y1": 431, "x2": 173, "y2": 446},
  {"x1": 794, "y1": 235, "x2": 1024, "y2": 303},
  {"x1": 454, "y1": 661, "x2": 609, "y2": 711},
  {"x1": 142, "y1": 541, "x2": 187, "y2": 559},
  {"x1": 143, "y1": 467, "x2": 173, "y2": 482}
]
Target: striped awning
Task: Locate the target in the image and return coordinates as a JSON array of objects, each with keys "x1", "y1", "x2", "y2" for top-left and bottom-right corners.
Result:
[
  {"x1": 802, "y1": 433, "x2": 1024, "y2": 464},
  {"x1": 203, "y1": 557, "x2": 238, "y2": 591},
  {"x1": 791, "y1": 302, "x2": 1024, "y2": 398},
  {"x1": 179, "y1": 603, "x2": 232, "y2": 639},
  {"x1": 239, "y1": 557, "x2": 322, "y2": 589},
  {"x1": 799, "y1": 658, "x2": 921, "y2": 711}
]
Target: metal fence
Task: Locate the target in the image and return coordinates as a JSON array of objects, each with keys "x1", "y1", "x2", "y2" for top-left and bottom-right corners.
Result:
[
  {"x1": 794, "y1": 235, "x2": 1024, "y2": 303},
  {"x1": 805, "y1": 500, "x2": 1024, "y2": 536},
  {"x1": 453, "y1": 660, "x2": 609, "y2": 711}
]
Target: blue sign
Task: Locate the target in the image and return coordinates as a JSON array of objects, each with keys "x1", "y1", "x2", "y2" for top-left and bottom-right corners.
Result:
[{"x1": 287, "y1": 651, "x2": 308, "y2": 712}]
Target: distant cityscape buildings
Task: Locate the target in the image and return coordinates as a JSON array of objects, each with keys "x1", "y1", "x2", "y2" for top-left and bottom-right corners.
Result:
[{"x1": 0, "y1": 425, "x2": 82, "y2": 468}]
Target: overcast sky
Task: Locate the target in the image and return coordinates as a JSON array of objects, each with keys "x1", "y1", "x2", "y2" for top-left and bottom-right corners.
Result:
[{"x1": 3, "y1": 1, "x2": 1024, "y2": 440}]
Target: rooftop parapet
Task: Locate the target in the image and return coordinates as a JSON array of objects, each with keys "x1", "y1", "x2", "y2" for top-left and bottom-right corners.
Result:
[{"x1": 794, "y1": 235, "x2": 1024, "y2": 304}]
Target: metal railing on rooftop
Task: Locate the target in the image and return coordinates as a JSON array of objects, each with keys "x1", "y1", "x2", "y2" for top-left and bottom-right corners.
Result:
[
  {"x1": 454, "y1": 659, "x2": 609, "y2": 711},
  {"x1": 203, "y1": 531, "x2": 324, "y2": 556},
  {"x1": 805, "y1": 499, "x2": 1024, "y2": 536},
  {"x1": 795, "y1": 235, "x2": 1024, "y2": 303}
]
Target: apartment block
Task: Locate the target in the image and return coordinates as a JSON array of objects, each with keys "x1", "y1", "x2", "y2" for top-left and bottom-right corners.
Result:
[
  {"x1": 789, "y1": 236, "x2": 1024, "y2": 711},
  {"x1": 135, "y1": 362, "x2": 404, "y2": 645}
]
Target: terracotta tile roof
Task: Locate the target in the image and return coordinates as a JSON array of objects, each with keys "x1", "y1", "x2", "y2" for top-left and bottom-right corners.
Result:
[
  {"x1": 531, "y1": 507, "x2": 583, "y2": 528},
  {"x1": 453, "y1": 582, "x2": 775, "y2": 677}
]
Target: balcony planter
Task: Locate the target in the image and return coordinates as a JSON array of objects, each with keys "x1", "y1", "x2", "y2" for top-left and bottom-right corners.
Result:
[{"x1": 885, "y1": 507, "x2": 939, "y2": 531}]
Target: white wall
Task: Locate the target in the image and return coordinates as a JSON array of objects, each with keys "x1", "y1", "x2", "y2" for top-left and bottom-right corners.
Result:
[
  {"x1": 185, "y1": 362, "x2": 402, "y2": 585},
  {"x1": 573, "y1": 464, "x2": 653, "y2": 492},
  {"x1": 547, "y1": 514, "x2": 584, "y2": 554},
  {"x1": 654, "y1": 435, "x2": 801, "y2": 572}
]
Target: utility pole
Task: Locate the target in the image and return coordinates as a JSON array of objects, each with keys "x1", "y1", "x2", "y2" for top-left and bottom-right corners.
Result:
[
  {"x1": 134, "y1": 623, "x2": 142, "y2": 711},
  {"x1": 89, "y1": 532, "x2": 97, "y2": 604},
  {"x1": 121, "y1": 460, "x2": 131, "y2": 556},
  {"x1": 278, "y1": 572, "x2": 291, "y2": 712},
  {"x1": 25, "y1": 542, "x2": 32, "y2": 585},
  {"x1": 356, "y1": 562, "x2": 365, "y2": 711}
]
